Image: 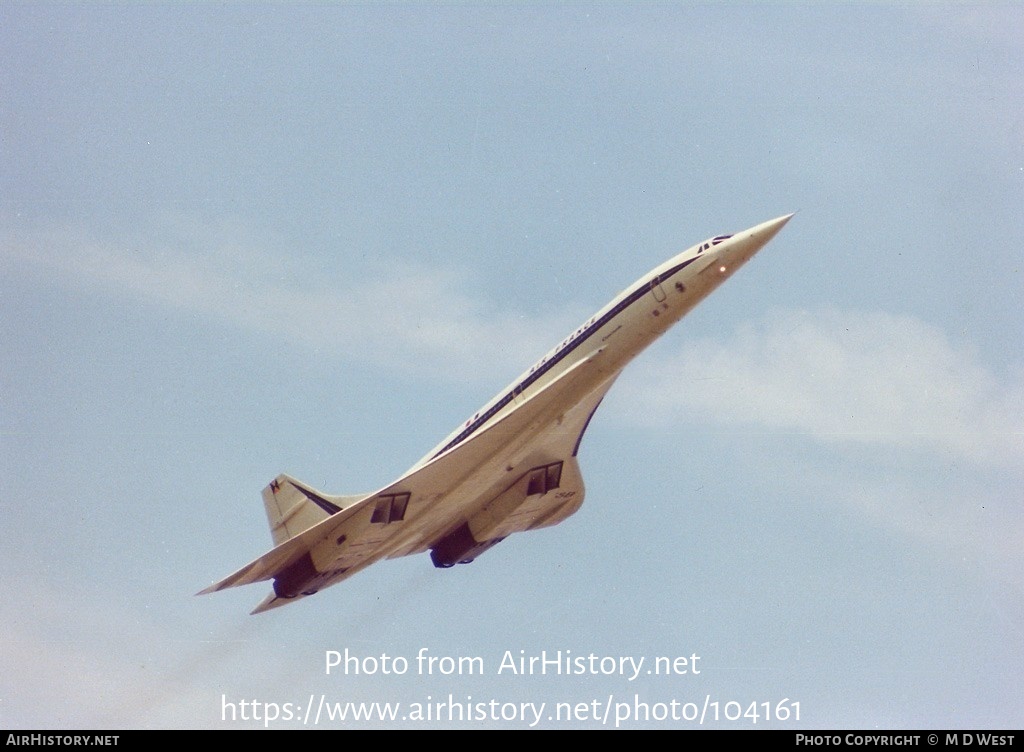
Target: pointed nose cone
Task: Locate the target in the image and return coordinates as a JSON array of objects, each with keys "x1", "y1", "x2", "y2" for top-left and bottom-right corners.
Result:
[
  {"x1": 750, "y1": 213, "x2": 795, "y2": 240},
  {"x1": 736, "y1": 213, "x2": 795, "y2": 250},
  {"x1": 718, "y1": 213, "x2": 794, "y2": 269}
]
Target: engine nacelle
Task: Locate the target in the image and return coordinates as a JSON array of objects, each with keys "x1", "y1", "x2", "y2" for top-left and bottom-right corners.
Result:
[
  {"x1": 430, "y1": 523, "x2": 505, "y2": 568},
  {"x1": 273, "y1": 552, "x2": 348, "y2": 598},
  {"x1": 429, "y1": 458, "x2": 585, "y2": 568}
]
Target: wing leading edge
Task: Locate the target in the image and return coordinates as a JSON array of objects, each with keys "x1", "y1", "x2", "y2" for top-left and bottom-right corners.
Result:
[
  {"x1": 199, "y1": 347, "x2": 617, "y2": 613},
  {"x1": 199, "y1": 214, "x2": 794, "y2": 613}
]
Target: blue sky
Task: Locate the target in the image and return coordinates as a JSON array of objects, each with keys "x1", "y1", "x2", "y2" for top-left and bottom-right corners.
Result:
[{"x1": 1, "y1": 3, "x2": 1021, "y2": 729}]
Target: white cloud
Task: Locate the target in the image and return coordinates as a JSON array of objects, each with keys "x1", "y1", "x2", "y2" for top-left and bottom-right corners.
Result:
[
  {"x1": 622, "y1": 309, "x2": 1023, "y2": 472},
  {"x1": 604, "y1": 309, "x2": 1024, "y2": 584},
  {"x1": 0, "y1": 576, "x2": 289, "y2": 728},
  {"x1": 4, "y1": 225, "x2": 583, "y2": 385},
  {"x1": 8, "y1": 227, "x2": 1021, "y2": 469}
]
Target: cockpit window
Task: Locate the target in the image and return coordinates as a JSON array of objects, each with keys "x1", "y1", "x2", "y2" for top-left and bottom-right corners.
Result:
[{"x1": 698, "y1": 235, "x2": 731, "y2": 254}]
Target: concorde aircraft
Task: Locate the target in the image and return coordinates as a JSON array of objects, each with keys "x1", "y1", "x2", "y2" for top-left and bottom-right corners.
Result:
[{"x1": 199, "y1": 214, "x2": 794, "y2": 613}]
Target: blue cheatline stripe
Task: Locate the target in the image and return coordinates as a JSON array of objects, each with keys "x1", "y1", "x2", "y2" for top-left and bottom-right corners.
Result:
[{"x1": 430, "y1": 255, "x2": 700, "y2": 461}]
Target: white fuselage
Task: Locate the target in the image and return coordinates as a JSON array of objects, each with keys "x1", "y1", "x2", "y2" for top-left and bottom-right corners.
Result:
[
  {"x1": 412, "y1": 214, "x2": 793, "y2": 473},
  {"x1": 200, "y1": 214, "x2": 793, "y2": 614}
]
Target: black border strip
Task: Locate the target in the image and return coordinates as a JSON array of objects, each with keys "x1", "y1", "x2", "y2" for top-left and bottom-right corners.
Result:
[
  {"x1": 292, "y1": 484, "x2": 342, "y2": 515},
  {"x1": 572, "y1": 397, "x2": 605, "y2": 457}
]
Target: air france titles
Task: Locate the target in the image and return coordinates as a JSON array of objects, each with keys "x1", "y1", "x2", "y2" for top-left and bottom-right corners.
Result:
[{"x1": 498, "y1": 650, "x2": 700, "y2": 682}]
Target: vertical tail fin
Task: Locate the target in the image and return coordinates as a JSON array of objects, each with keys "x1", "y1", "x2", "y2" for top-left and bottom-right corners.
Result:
[{"x1": 262, "y1": 475, "x2": 368, "y2": 545}]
